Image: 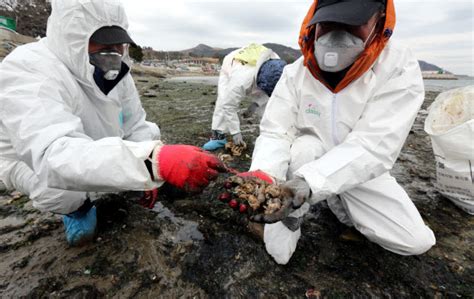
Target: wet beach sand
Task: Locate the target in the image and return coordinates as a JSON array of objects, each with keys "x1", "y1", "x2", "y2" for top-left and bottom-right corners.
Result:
[{"x1": 0, "y1": 76, "x2": 472, "y2": 297}]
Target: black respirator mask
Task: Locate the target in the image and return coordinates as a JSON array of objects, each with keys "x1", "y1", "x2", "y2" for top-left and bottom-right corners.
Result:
[{"x1": 89, "y1": 50, "x2": 123, "y2": 80}]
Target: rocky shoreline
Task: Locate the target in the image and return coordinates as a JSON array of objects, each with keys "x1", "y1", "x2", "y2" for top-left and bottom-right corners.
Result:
[{"x1": 0, "y1": 77, "x2": 472, "y2": 297}]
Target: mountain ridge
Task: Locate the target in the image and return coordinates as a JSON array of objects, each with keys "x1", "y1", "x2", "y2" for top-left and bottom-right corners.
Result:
[
  {"x1": 0, "y1": 0, "x2": 454, "y2": 73},
  {"x1": 146, "y1": 43, "x2": 450, "y2": 74}
]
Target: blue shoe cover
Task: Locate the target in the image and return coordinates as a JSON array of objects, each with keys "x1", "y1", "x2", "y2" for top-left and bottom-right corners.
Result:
[
  {"x1": 63, "y1": 206, "x2": 97, "y2": 246},
  {"x1": 203, "y1": 139, "x2": 226, "y2": 151}
]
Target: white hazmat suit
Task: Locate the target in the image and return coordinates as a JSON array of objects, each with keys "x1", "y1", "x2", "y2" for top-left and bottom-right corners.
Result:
[
  {"x1": 0, "y1": 0, "x2": 163, "y2": 214},
  {"x1": 250, "y1": 40, "x2": 436, "y2": 264},
  {"x1": 211, "y1": 46, "x2": 280, "y2": 136}
]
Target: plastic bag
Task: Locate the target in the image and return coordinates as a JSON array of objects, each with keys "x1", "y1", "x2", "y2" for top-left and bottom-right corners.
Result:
[
  {"x1": 233, "y1": 43, "x2": 268, "y2": 66},
  {"x1": 424, "y1": 85, "x2": 474, "y2": 214}
]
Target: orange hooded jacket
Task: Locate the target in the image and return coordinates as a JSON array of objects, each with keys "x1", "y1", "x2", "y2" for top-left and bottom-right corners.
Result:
[{"x1": 299, "y1": 0, "x2": 396, "y2": 93}]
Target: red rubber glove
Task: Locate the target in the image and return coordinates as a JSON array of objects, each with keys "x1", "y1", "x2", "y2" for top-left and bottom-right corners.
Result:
[
  {"x1": 152, "y1": 145, "x2": 225, "y2": 193},
  {"x1": 138, "y1": 189, "x2": 159, "y2": 209},
  {"x1": 238, "y1": 170, "x2": 274, "y2": 183}
]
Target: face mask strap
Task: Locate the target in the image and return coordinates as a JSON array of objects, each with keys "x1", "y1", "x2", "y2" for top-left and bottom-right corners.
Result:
[
  {"x1": 363, "y1": 13, "x2": 386, "y2": 48},
  {"x1": 362, "y1": 23, "x2": 378, "y2": 48}
]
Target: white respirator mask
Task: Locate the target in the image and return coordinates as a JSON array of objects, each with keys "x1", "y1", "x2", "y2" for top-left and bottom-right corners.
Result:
[{"x1": 314, "y1": 24, "x2": 376, "y2": 72}]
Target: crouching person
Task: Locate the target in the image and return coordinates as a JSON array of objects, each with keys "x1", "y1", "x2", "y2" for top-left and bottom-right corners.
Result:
[
  {"x1": 0, "y1": 0, "x2": 224, "y2": 246},
  {"x1": 203, "y1": 43, "x2": 286, "y2": 151}
]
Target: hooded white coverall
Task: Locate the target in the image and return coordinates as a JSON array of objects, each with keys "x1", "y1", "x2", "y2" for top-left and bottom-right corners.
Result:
[
  {"x1": 211, "y1": 48, "x2": 280, "y2": 135},
  {"x1": 0, "y1": 0, "x2": 163, "y2": 214},
  {"x1": 250, "y1": 41, "x2": 436, "y2": 264}
]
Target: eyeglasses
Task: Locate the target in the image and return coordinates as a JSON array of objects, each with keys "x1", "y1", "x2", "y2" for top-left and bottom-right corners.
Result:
[
  {"x1": 316, "y1": 23, "x2": 368, "y2": 39},
  {"x1": 88, "y1": 42, "x2": 126, "y2": 55},
  {"x1": 315, "y1": 13, "x2": 385, "y2": 41}
]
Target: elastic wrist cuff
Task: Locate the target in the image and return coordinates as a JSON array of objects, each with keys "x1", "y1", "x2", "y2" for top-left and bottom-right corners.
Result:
[
  {"x1": 148, "y1": 145, "x2": 163, "y2": 181},
  {"x1": 145, "y1": 153, "x2": 154, "y2": 181}
]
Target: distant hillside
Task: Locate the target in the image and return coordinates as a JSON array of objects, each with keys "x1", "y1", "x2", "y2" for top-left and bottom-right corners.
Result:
[
  {"x1": 419, "y1": 60, "x2": 451, "y2": 73},
  {"x1": 0, "y1": 2, "x2": 455, "y2": 74},
  {"x1": 180, "y1": 43, "x2": 301, "y2": 64},
  {"x1": 152, "y1": 44, "x2": 452, "y2": 73},
  {"x1": 262, "y1": 43, "x2": 302, "y2": 63},
  {"x1": 181, "y1": 44, "x2": 224, "y2": 57}
]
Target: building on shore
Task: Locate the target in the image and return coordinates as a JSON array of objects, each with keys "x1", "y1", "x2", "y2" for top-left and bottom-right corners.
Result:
[
  {"x1": 422, "y1": 71, "x2": 458, "y2": 80},
  {"x1": 141, "y1": 57, "x2": 220, "y2": 75}
]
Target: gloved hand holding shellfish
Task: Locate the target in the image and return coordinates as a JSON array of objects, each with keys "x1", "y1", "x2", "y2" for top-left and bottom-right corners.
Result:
[{"x1": 217, "y1": 170, "x2": 312, "y2": 223}]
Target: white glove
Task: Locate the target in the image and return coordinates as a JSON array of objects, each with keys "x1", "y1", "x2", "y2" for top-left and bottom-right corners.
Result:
[{"x1": 232, "y1": 132, "x2": 244, "y2": 145}]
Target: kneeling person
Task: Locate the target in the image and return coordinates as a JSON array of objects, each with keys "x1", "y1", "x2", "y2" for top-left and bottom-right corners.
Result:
[{"x1": 245, "y1": 0, "x2": 436, "y2": 264}]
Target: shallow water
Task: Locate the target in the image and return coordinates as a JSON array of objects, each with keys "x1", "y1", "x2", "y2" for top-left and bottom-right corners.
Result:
[
  {"x1": 153, "y1": 202, "x2": 204, "y2": 243},
  {"x1": 423, "y1": 78, "x2": 473, "y2": 92},
  {"x1": 166, "y1": 76, "x2": 219, "y2": 86},
  {"x1": 166, "y1": 76, "x2": 474, "y2": 93}
]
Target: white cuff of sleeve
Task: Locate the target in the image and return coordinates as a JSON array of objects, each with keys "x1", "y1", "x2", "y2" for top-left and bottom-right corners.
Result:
[{"x1": 294, "y1": 168, "x2": 332, "y2": 205}]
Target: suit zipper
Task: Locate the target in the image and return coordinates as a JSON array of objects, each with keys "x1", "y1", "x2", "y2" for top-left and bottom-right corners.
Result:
[
  {"x1": 307, "y1": 61, "x2": 339, "y2": 144},
  {"x1": 332, "y1": 93, "x2": 339, "y2": 145}
]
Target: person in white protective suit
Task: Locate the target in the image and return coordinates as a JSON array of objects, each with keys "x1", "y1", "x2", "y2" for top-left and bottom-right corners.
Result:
[
  {"x1": 0, "y1": 0, "x2": 225, "y2": 246},
  {"x1": 202, "y1": 43, "x2": 287, "y2": 151},
  {"x1": 239, "y1": 0, "x2": 436, "y2": 264}
]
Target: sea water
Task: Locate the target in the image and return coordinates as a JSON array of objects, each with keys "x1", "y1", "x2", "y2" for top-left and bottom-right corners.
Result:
[
  {"x1": 166, "y1": 76, "x2": 474, "y2": 92},
  {"x1": 424, "y1": 78, "x2": 474, "y2": 92}
]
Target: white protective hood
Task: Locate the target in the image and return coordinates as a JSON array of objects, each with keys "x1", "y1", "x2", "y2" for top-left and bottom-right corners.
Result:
[
  {"x1": 0, "y1": 0, "x2": 162, "y2": 214},
  {"x1": 46, "y1": 0, "x2": 130, "y2": 87}
]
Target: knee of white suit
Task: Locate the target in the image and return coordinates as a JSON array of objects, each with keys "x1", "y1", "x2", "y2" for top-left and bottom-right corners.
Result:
[
  {"x1": 398, "y1": 226, "x2": 436, "y2": 256},
  {"x1": 264, "y1": 222, "x2": 302, "y2": 265},
  {"x1": 375, "y1": 225, "x2": 436, "y2": 256},
  {"x1": 3, "y1": 160, "x2": 87, "y2": 214},
  {"x1": 31, "y1": 187, "x2": 87, "y2": 215},
  {"x1": 0, "y1": 160, "x2": 24, "y2": 191}
]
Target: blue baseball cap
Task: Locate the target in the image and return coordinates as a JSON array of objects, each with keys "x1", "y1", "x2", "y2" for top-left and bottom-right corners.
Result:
[{"x1": 256, "y1": 59, "x2": 287, "y2": 97}]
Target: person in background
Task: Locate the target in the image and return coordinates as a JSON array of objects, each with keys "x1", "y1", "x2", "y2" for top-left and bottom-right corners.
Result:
[
  {"x1": 203, "y1": 43, "x2": 287, "y2": 151},
  {"x1": 241, "y1": 0, "x2": 436, "y2": 264},
  {"x1": 0, "y1": 0, "x2": 224, "y2": 246}
]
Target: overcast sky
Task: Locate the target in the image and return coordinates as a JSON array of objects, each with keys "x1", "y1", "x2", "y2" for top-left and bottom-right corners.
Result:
[{"x1": 122, "y1": 0, "x2": 473, "y2": 76}]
